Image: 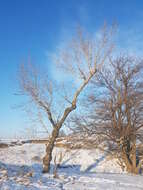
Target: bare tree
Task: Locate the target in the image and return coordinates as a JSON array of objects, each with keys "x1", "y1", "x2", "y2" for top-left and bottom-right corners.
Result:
[
  {"x1": 19, "y1": 25, "x2": 114, "y2": 173},
  {"x1": 72, "y1": 56, "x2": 143, "y2": 174}
]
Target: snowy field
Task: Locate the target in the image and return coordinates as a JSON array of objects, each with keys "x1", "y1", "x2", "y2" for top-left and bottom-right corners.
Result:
[{"x1": 0, "y1": 143, "x2": 143, "y2": 190}]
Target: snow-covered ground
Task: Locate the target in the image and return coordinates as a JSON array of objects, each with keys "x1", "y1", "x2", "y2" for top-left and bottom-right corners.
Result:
[{"x1": 0, "y1": 143, "x2": 143, "y2": 189}]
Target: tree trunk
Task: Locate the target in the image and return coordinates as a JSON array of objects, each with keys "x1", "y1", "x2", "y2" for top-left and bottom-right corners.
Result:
[
  {"x1": 130, "y1": 144, "x2": 140, "y2": 174},
  {"x1": 42, "y1": 125, "x2": 60, "y2": 173},
  {"x1": 42, "y1": 104, "x2": 76, "y2": 173},
  {"x1": 122, "y1": 143, "x2": 140, "y2": 174}
]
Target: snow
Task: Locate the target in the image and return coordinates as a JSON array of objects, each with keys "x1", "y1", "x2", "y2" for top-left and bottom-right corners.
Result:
[{"x1": 0, "y1": 143, "x2": 143, "y2": 189}]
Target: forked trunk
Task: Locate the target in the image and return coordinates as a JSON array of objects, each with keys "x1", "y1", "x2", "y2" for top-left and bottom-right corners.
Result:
[
  {"x1": 42, "y1": 125, "x2": 60, "y2": 173},
  {"x1": 122, "y1": 143, "x2": 140, "y2": 174},
  {"x1": 42, "y1": 104, "x2": 77, "y2": 173}
]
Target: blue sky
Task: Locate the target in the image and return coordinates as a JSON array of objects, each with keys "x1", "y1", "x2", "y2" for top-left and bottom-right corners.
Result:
[{"x1": 0, "y1": 0, "x2": 143, "y2": 138}]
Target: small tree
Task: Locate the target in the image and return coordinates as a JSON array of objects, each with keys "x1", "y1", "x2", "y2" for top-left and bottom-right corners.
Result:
[
  {"x1": 72, "y1": 56, "x2": 143, "y2": 174},
  {"x1": 19, "y1": 25, "x2": 114, "y2": 173}
]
